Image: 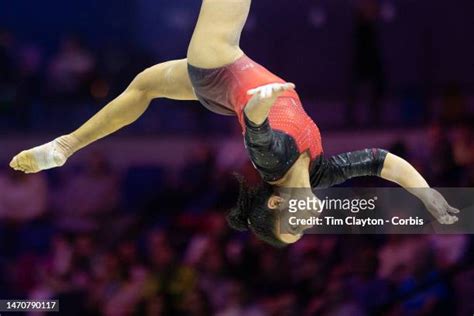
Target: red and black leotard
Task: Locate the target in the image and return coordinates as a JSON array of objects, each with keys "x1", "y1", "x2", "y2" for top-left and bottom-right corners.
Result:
[{"x1": 188, "y1": 55, "x2": 387, "y2": 186}]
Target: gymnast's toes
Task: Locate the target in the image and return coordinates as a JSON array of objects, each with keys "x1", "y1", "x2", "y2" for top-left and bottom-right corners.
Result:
[{"x1": 10, "y1": 151, "x2": 40, "y2": 174}]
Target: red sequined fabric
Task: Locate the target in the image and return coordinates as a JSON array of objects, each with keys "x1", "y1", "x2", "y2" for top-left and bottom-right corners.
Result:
[{"x1": 189, "y1": 54, "x2": 323, "y2": 158}]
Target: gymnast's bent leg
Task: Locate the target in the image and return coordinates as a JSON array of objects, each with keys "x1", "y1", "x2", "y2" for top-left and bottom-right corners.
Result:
[{"x1": 10, "y1": 59, "x2": 196, "y2": 173}]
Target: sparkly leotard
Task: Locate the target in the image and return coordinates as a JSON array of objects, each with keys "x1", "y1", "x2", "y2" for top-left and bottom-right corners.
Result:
[{"x1": 188, "y1": 55, "x2": 322, "y2": 182}]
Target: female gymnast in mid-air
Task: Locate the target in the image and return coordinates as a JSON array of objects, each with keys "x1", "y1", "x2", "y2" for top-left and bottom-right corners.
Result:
[{"x1": 10, "y1": 0, "x2": 459, "y2": 247}]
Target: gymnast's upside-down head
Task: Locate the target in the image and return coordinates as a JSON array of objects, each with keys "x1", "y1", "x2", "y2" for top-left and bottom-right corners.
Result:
[{"x1": 226, "y1": 174, "x2": 319, "y2": 247}]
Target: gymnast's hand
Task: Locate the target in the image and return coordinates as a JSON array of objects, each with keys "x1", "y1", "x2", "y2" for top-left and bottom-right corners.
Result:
[
  {"x1": 247, "y1": 82, "x2": 295, "y2": 99},
  {"x1": 421, "y1": 188, "x2": 460, "y2": 224},
  {"x1": 245, "y1": 82, "x2": 295, "y2": 125},
  {"x1": 9, "y1": 135, "x2": 78, "y2": 173}
]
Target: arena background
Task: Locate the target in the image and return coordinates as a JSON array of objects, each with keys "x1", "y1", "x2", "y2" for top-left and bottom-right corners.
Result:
[{"x1": 0, "y1": 0, "x2": 473, "y2": 315}]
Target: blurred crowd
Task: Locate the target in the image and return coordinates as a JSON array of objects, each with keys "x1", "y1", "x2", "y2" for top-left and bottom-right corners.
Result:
[
  {"x1": 0, "y1": 129, "x2": 473, "y2": 315},
  {"x1": 0, "y1": 28, "x2": 159, "y2": 132}
]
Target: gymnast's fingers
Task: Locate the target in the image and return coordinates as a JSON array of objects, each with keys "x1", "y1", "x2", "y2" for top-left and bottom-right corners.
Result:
[
  {"x1": 263, "y1": 85, "x2": 272, "y2": 99},
  {"x1": 272, "y1": 83, "x2": 285, "y2": 92},
  {"x1": 284, "y1": 82, "x2": 295, "y2": 90},
  {"x1": 247, "y1": 87, "x2": 260, "y2": 95},
  {"x1": 277, "y1": 83, "x2": 295, "y2": 94},
  {"x1": 439, "y1": 214, "x2": 458, "y2": 224},
  {"x1": 448, "y1": 215, "x2": 459, "y2": 224},
  {"x1": 247, "y1": 82, "x2": 294, "y2": 97},
  {"x1": 447, "y1": 205, "x2": 460, "y2": 214}
]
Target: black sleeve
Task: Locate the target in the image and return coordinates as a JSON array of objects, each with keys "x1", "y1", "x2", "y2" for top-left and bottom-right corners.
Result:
[
  {"x1": 243, "y1": 112, "x2": 300, "y2": 182},
  {"x1": 243, "y1": 112, "x2": 273, "y2": 147},
  {"x1": 311, "y1": 149, "x2": 389, "y2": 189}
]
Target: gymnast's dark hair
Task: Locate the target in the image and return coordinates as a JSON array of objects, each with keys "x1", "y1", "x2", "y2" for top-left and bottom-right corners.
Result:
[{"x1": 226, "y1": 173, "x2": 287, "y2": 248}]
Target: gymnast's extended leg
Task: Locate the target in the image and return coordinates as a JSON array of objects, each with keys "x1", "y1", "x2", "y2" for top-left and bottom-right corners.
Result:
[{"x1": 10, "y1": 59, "x2": 196, "y2": 173}]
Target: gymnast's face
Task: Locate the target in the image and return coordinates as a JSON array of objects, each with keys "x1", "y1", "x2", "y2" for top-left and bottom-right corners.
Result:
[{"x1": 267, "y1": 189, "x2": 320, "y2": 244}]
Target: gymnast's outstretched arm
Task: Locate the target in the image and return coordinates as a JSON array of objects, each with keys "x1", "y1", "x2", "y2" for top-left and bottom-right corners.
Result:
[
  {"x1": 10, "y1": 59, "x2": 196, "y2": 174},
  {"x1": 313, "y1": 150, "x2": 460, "y2": 224}
]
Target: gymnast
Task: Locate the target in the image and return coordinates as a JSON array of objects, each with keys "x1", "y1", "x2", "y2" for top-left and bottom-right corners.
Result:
[{"x1": 10, "y1": 0, "x2": 459, "y2": 247}]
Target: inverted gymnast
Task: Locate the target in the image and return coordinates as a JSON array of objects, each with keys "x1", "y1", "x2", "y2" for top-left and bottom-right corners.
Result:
[{"x1": 10, "y1": 0, "x2": 459, "y2": 247}]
